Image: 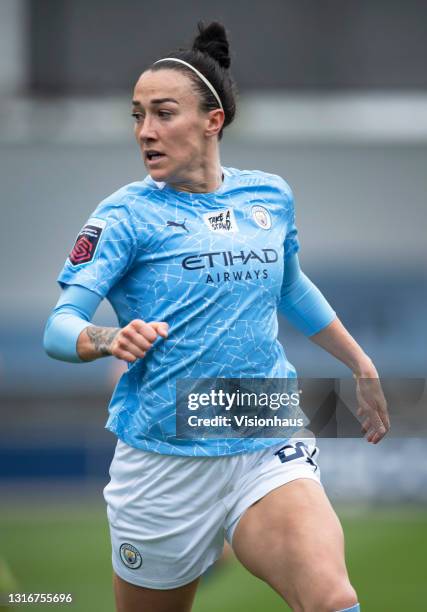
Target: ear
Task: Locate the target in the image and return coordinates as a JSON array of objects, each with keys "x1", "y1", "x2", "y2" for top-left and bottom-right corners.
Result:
[{"x1": 205, "y1": 108, "x2": 225, "y2": 138}]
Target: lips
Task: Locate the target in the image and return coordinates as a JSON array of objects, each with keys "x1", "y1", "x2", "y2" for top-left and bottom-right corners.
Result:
[{"x1": 145, "y1": 150, "x2": 166, "y2": 162}]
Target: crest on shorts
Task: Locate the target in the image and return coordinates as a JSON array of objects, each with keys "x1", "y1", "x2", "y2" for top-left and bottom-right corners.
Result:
[
  {"x1": 119, "y1": 543, "x2": 143, "y2": 569},
  {"x1": 68, "y1": 217, "x2": 106, "y2": 266},
  {"x1": 251, "y1": 205, "x2": 271, "y2": 230}
]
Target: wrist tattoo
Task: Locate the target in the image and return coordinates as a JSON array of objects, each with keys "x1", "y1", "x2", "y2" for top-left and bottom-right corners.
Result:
[{"x1": 86, "y1": 326, "x2": 120, "y2": 356}]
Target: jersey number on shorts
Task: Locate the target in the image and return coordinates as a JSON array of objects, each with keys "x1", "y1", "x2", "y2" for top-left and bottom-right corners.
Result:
[{"x1": 274, "y1": 442, "x2": 318, "y2": 471}]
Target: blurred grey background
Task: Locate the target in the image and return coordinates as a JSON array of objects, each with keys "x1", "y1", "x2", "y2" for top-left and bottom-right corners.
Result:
[{"x1": 0, "y1": 0, "x2": 426, "y2": 501}]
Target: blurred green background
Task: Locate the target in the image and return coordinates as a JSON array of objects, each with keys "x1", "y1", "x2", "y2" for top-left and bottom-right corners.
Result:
[{"x1": 1, "y1": 503, "x2": 426, "y2": 611}]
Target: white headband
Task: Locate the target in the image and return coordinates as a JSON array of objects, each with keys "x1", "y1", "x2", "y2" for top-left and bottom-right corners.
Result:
[{"x1": 153, "y1": 57, "x2": 223, "y2": 110}]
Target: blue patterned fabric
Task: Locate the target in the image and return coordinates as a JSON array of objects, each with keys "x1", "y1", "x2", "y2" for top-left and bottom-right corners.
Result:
[{"x1": 55, "y1": 167, "x2": 333, "y2": 455}]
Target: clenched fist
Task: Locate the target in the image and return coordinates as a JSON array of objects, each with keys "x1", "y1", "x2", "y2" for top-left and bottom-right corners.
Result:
[
  {"x1": 78, "y1": 319, "x2": 169, "y2": 362},
  {"x1": 109, "y1": 319, "x2": 169, "y2": 363}
]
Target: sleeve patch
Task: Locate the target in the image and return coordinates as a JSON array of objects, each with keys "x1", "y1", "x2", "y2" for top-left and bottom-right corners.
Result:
[{"x1": 69, "y1": 217, "x2": 107, "y2": 266}]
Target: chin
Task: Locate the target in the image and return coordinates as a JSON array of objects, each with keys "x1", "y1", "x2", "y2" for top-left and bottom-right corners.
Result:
[
  {"x1": 147, "y1": 170, "x2": 166, "y2": 183},
  {"x1": 146, "y1": 166, "x2": 171, "y2": 183}
]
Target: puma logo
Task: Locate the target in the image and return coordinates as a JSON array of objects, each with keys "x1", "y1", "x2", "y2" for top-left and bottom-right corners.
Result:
[{"x1": 166, "y1": 219, "x2": 189, "y2": 233}]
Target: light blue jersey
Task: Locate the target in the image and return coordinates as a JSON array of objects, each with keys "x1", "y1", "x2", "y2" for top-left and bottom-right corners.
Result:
[{"x1": 58, "y1": 167, "x2": 303, "y2": 456}]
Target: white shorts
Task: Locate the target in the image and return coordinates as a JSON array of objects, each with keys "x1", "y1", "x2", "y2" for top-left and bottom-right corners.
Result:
[{"x1": 103, "y1": 438, "x2": 321, "y2": 589}]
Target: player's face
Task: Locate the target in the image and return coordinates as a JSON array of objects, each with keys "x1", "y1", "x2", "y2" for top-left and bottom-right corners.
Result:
[{"x1": 132, "y1": 69, "x2": 218, "y2": 186}]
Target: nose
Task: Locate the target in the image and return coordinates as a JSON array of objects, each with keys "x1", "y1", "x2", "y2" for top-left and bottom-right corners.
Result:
[{"x1": 138, "y1": 115, "x2": 157, "y2": 143}]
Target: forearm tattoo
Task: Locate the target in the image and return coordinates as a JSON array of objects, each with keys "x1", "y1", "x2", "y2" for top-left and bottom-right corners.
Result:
[{"x1": 86, "y1": 326, "x2": 120, "y2": 356}]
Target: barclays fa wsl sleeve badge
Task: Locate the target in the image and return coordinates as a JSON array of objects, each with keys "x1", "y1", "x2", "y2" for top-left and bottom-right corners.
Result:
[{"x1": 68, "y1": 217, "x2": 107, "y2": 266}]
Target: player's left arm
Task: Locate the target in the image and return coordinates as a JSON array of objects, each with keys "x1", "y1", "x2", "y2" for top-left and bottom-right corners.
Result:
[
  {"x1": 278, "y1": 253, "x2": 390, "y2": 444},
  {"x1": 278, "y1": 180, "x2": 389, "y2": 443},
  {"x1": 309, "y1": 318, "x2": 390, "y2": 444}
]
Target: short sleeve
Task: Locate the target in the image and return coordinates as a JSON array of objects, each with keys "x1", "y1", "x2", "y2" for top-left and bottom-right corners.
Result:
[
  {"x1": 280, "y1": 180, "x2": 300, "y2": 258},
  {"x1": 57, "y1": 202, "x2": 137, "y2": 298}
]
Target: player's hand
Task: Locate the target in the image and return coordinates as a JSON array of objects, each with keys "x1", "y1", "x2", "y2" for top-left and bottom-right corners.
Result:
[
  {"x1": 355, "y1": 376, "x2": 390, "y2": 444},
  {"x1": 109, "y1": 319, "x2": 169, "y2": 363}
]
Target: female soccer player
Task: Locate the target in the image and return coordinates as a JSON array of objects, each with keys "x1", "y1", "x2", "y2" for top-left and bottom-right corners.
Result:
[{"x1": 44, "y1": 21, "x2": 389, "y2": 612}]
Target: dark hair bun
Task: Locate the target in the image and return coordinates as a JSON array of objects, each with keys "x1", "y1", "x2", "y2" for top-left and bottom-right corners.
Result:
[{"x1": 192, "y1": 21, "x2": 231, "y2": 69}]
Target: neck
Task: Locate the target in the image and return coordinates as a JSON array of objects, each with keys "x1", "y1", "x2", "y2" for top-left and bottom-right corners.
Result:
[{"x1": 167, "y1": 158, "x2": 223, "y2": 194}]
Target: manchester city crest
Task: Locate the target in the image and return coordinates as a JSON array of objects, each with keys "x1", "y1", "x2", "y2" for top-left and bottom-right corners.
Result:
[
  {"x1": 251, "y1": 205, "x2": 272, "y2": 230},
  {"x1": 119, "y1": 543, "x2": 143, "y2": 569}
]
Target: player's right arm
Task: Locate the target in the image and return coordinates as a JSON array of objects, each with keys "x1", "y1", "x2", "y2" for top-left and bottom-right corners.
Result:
[
  {"x1": 44, "y1": 284, "x2": 168, "y2": 363},
  {"x1": 46, "y1": 198, "x2": 170, "y2": 363}
]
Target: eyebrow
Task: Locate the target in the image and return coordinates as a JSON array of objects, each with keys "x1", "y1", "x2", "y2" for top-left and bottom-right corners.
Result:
[{"x1": 132, "y1": 97, "x2": 179, "y2": 107}]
